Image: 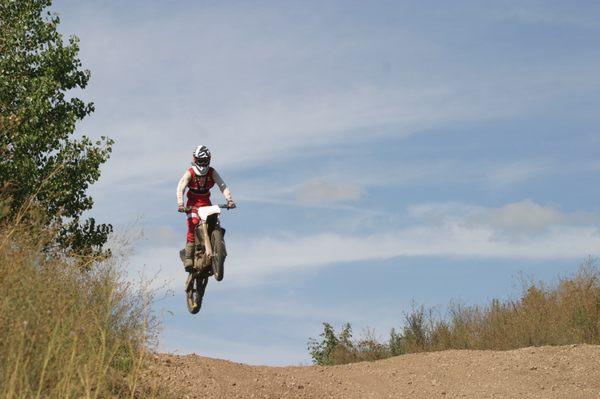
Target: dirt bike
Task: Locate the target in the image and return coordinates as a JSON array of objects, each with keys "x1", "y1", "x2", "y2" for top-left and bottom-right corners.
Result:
[{"x1": 179, "y1": 204, "x2": 233, "y2": 314}]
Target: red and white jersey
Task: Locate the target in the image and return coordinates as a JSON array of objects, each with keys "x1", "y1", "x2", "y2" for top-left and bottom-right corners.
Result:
[
  {"x1": 186, "y1": 166, "x2": 215, "y2": 205},
  {"x1": 177, "y1": 165, "x2": 232, "y2": 207}
]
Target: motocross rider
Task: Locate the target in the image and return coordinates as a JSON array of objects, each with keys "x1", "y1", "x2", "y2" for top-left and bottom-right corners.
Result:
[{"x1": 177, "y1": 145, "x2": 235, "y2": 272}]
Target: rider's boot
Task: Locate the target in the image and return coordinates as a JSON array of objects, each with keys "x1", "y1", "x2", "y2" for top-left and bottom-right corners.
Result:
[{"x1": 184, "y1": 242, "x2": 195, "y2": 273}]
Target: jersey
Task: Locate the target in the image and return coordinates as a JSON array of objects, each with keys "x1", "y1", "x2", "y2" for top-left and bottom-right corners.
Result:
[{"x1": 186, "y1": 166, "x2": 215, "y2": 207}]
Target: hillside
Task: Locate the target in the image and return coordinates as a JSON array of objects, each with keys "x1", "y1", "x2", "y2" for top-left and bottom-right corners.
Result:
[{"x1": 146, "y1": 345, "x2": 600, "y2": 398}]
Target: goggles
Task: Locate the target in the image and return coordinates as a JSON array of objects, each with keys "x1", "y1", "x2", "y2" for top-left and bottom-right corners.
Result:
[{"x1": 194, "y1": 157, "x2": 210, "y2": 166}]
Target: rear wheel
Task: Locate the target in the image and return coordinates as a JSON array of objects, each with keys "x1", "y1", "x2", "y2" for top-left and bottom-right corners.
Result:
[
  {"x1": 186, "y1": 272, "x2": 208, "y2": 314},
  {"x1": 210, "y1": 228, "x2": 227, "y2": 281}
]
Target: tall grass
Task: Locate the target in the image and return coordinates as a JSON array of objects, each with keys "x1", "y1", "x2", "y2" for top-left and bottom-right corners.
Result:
[
  {"x1": 309, "y1": 260, "x2": 600, "y2": 365},
  {"x1": 0, "y1": 222, "x2": 160, "y2": 398}
]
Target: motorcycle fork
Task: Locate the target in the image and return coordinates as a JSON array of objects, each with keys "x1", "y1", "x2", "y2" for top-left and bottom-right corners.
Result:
[{"x1": 198, "y1": 222, "x2": 212, "y2": 257}]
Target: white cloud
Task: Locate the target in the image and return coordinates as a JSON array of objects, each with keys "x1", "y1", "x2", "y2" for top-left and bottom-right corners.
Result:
[
  {"x1": 485, "y1": 160, "x2": 551, "y2": 186},
  {"x1": 470, "y1": 199, "x2": 566, "y2": 234},
  {"x1": 127, "y1": 200, "x2": 600, "y2": 289},
  {"x1": 407, "y1": 202, "x2": 481, "y2": 223},
  {"x1": 247, "y1": 200, "x2": 599, "y2": 274},
  {"x1": 293, "y1": 178, "x2": 363, "y2": 203},
  {"x1": 54, "y1": 0, "x2": 600, "y2": 196},
  {"x1": 232, "y1": 225, "x2": 599, "y2": 280}
]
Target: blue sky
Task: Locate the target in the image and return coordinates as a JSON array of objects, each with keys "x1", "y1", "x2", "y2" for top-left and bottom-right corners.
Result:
[{"x1": 53, "y1": 0, "x2": 600, "y2": 365}]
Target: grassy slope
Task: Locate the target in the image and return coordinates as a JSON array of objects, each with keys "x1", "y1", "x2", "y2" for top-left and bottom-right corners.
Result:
[{"x1": 0, "y1": 224, "x2": 160, "y2": 398}]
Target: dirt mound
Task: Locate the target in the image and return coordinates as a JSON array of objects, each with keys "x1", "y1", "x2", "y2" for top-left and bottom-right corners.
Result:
[{"x1": 146, "y1": 345, "x2": 600, "y2": 398}]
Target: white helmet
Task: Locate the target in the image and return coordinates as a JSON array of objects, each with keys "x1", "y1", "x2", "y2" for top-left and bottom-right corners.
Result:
[{"x1": 192, "y1": 145, "x2": 211, "y2": 175}]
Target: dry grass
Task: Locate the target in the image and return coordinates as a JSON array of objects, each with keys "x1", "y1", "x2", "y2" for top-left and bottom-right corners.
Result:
[
  {"x1": 0, "y1": 222, "x2": 164, "y2": 398},
  {"x1": 310, "y1": 259, "x2": 600, "y2": 365}
]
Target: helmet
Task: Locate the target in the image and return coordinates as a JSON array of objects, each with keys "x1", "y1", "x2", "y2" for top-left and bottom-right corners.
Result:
[{"x1": 192, "y1": 145, "x2": 211, "y2": 175}]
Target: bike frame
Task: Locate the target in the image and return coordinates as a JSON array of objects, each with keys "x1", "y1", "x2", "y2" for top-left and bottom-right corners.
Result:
[{"x1": 184, "y1": 204, "x2": 230, "y2": 269}]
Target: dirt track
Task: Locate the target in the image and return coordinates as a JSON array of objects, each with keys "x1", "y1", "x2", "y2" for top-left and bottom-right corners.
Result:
[{"x1": 147, "y1": 345, "x2": 600, "y2": 398}]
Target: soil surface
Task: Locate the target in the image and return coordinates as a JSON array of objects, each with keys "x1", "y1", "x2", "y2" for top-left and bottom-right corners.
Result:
[{"x1": 147, "y1": 345, "x2": 600, "y2": 398}]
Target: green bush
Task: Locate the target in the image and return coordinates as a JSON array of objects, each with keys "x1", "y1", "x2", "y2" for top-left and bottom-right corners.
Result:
[{"x1": 309, "y1": 260, "x2": 600, "y2": 365}]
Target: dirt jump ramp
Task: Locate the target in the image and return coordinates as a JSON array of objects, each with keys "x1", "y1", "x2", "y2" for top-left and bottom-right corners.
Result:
[{"x1": 146, "y1": 344, "x2": 600, "y2": 398}]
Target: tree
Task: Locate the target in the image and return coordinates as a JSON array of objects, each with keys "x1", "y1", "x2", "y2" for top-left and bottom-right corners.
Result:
[{"x1": 0, "y1": 0, "x2": 113, "y2": 257}]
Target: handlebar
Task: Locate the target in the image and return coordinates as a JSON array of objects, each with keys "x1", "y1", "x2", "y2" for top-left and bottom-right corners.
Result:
[{"x1": 178, "y1": 204, "x2": 236, "y2": 213}]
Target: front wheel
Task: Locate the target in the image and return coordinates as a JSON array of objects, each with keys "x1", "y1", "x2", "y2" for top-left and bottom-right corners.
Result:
[
  {"x1": 186, "y1": 272, "x2": 208, "y2": 314},
  {"x1": 210, "y1": 228, "x2": 227, "y2": 281}
]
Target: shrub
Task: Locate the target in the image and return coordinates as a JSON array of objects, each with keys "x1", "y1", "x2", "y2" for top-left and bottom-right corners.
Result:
[
  {"x1": 309, "y1": 260, "x2": 600, "y2": 365},
  {"x1": 0, "y1": 223, "x2": 160, "y2": 398}
]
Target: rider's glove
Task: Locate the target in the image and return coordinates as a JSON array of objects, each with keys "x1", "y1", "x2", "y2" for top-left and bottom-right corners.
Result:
[
  {"x1": 227, "y1": 200, "x2": 236, "y2": 209},
  {"x1": 178, "y1": 205, "x2": 185, "y2": 213}
]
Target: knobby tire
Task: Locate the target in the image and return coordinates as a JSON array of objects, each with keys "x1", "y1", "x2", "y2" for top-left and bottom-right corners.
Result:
[{"x1": 211, "y1": 229, "x2": 226, "y2": 281}]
